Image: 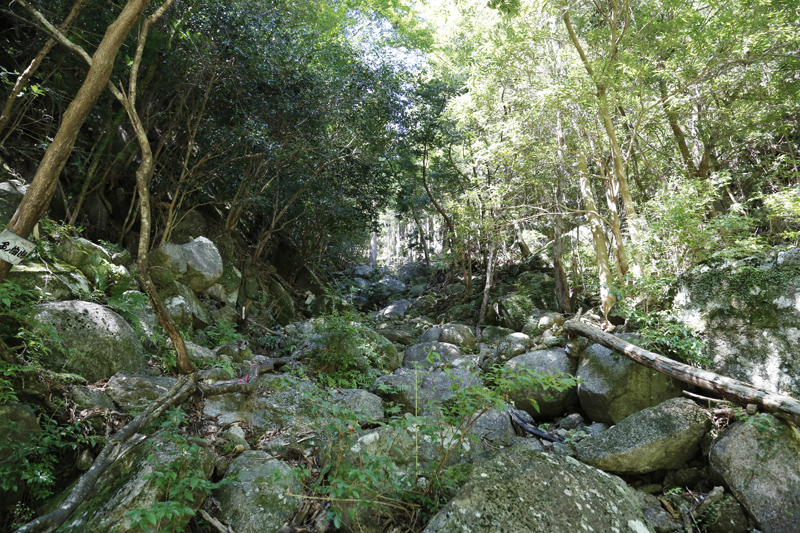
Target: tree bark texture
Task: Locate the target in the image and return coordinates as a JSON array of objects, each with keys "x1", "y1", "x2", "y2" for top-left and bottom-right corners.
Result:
[
  {"x1": 0, "y1": 0, "x2": 151, "y2": 281},
  {"x1": 578, "y1": 153, "x2": 616, "y2": 320},
  {"x1": 563, "y1": 318, "x2": 800, "y2": 425}
]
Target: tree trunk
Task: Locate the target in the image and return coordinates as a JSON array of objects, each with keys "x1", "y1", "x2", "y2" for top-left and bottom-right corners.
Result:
[
  {"x1": 563, "y1": 319, "x2": 800, "y2": 426},
  {"x1": 514, "y1": 220, "x2": 531, "y2": 259},
  {"x1": 412, "y1": 209, "x2": 430, "y2": 267},
  {"x1": 578, "y1": 153, "x2": 616, "y2": 321},
  {"x1": 118, "y1": 0, "x2": 193, "y2": 374},
  {"x1": 0, "y1": 0, "x2": 151, "y2": 281},
  {"x1": 476, "y1": 241, "x2": 497, "y2": 338},
  {"x1": 553, "y1": 180, "x2": 572, "y2": 313},
  {"x1": 563, "y1": 8, "x2": 642, "y2": 279}
]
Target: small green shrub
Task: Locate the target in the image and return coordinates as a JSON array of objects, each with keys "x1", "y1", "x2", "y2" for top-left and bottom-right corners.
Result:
[
  {"x1": 622, "y1": 308, "x2": 711, "y2": 368},
  {"x1": 307, "y1": 309, "x2": 383, "y2": 388},
  {"x1": 0, "y1": 414, "x2": 100, "y2": 502},
  {"x1": 202, "y1": 320, "x2": 244, "y2": 348}
]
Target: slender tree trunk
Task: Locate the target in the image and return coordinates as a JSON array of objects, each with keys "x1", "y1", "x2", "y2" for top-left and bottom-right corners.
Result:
[
  {"x1": 514, "y1": 220, "x2": 531, "y2": 259},
  {"x1": 370, "y1": 229, "x2": 378, "y2": 267},
  {"x1": 412, "y1": 209, "x2": 430, "y2": 267},
  {"x1": 578, "y1": 153, "x2": 616, "y2": 322},
  {"x1": 0, "y1": 0, "x2": 151, "y2": 281},
  {"x1": 563, "y1": 7, "x2": 642, "y2": 279},
  {"x1": 476, "y1": 241, "x2": 497, "y2": 338},
  {"x1": 117, "y1": 0, "x2": 193, "y2": 374}
]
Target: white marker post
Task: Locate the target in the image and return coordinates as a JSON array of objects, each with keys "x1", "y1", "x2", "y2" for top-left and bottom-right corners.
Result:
[{"x1": 0, "y1": 229, "x2": 35, "y2": 265}]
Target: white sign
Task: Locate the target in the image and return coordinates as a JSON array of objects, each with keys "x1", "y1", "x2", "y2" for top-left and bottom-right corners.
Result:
[{"x1": 0, "y1": 229, "x2": 35, "y2": 265}]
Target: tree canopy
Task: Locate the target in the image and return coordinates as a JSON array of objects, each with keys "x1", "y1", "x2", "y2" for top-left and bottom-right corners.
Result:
[{"x1": 0, "y1": 0, "x2": 797, "y2": 313}]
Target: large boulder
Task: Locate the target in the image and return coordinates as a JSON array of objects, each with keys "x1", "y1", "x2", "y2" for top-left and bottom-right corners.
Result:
[
  {"x1": 30, "y1": 301, "x2": 148, "y2": 382},
  {"x1": 481, "y1": 332, "x2": 533, "y2": 370},
  {"x1": 205, "y1": 265, "x2": 241, "y2": 308},
  {"x1": 423, "y1": 447, "x2": 654, "y2": 533},
  {"x1": 290, "y1": 321, "x2": 401, "y2": 375},
  {"x1": 403, "y1": 342, "x2": 462, "y2": 369},
  {"x1": 9, "y1": 261, "x2": 91, "y2": 300},
  {"x1": 149, "y1": 237, "x2": 223, "y2": 292},
  {"x1": 674, "y1": 250, "x2": 800, "y2": 396},
  {"x1": 709, "y1": 414, "x2": 800, "y2": 532},
  {"x1": 61, "y1": 431, "x2": 215, "y2": 532},
  {"x1": 56, "y1": 237, "x2": 127, "y2": 287},
  {"x1": 576, "y1": 398, "x2": 710, "y2": 474},
  {"x1": 375, "y1": 328, "x2": 415, "y2": 346},
  {"x1": 577, "y1": 338, "x2": 684, "y2": 424},
  {"x1": 378, "y1": 299, "x2": 411, "y2": 319},
  {"x1": 104, "y1": 374, "x2": 178, "y2": 411},
  {"x1": 369, "y1": 367, "x2": 482, "y2": 416},
  {"x1": 0, "y1": 179, "x2": 27, "y2": 226},
  {"x1": 215, "y1": 451, "x2": 301, "y2": 533},
  {"x1": 504, "y1": 348, "x2": 579, "y2": 420},
  {"x1": 438, "y1": 323, "x2": 477, "y2": 352},
  {"x1": 488, "y1": 290, "x2": 553, "y2": 331},
  {"x1": 160, "y1": 281, "x2": 211, "y2": 329}
]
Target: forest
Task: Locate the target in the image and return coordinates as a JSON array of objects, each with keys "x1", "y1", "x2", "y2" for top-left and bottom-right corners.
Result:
[
  {"x1": 1, "y1": 0, "x2": 798, "y2": 312},
  {"x1": 1, "y1": 0, "x2": 799, "y2": 532}
]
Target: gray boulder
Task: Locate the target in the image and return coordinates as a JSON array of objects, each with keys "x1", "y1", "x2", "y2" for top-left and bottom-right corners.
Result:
[
  {"x1": 149, "y1": 236, "x2": 223, "y2": 292},
  {"x1": 709, "y1": 414, "x2": 800, "y2": 532},
  {"x1": 369, "y1": 367, "x2": 482, "y2": 416},
  {"x1": 420, "y1": 326, "x2": 442, "y2": 342},
  {"x1": 375, "y1": 328, "x2": 415, "y2": 346},
  {"x1": 160, "y1": 281, "x2": 211, "y2": 329},
  {"x1": 168, "y1": 209, "x2": 208, "y2": 244},
  {"x1": 702, "y1": 494, "x2": 749, "y2": 533},
  {"x1": 105, "y1": 374, "x2": 178, "y2": 411},
  {"x1": 379, "y1": 277, "x2": 406, "y2": 293},
  {"x1": 482, "y1": 332, "x2": 533, "y2": 370},
  {"x1": 31, "y1": 301, "x2": 148, "y2": 382},
  {"x1": 444, "y1": 284, "x2": 466, "y2": 296},
  {"x1": 61, "y1": 431, "x2": 215, "y2": 532},
  {"x1": 379, "y1": 298, "x2": 411, "y2": 318},
  {"x1": 467, "y1": 408, "x2": 516, "y2": 445},
  {"x1": 353, "y1": 265, "x2": 374, "y2": 277},
  {"x1": 331, "y1": 389, "x2": 384, "y2": 422},
  {"x1": 9, "y1": 261, "x2": 91, "y2": 300},
  {"x1": 0, "y1": 179, "x2": 27, "y2": 226},
  {"x1": 478, "y1": 325, "x2": 513, "y2": 344},
  {"x1": 71, "y1": 387, "x2": 115, "y2": 411},
  {"x1": 674, "y1": 251, "x2": 800, "y2": 396},
  {"x1": 577, "y1": 338, "x2": 684, "y2": 424},
  {"x1": 488, "y1": 292, "x2": 550, "y2": 331},
  {"x1": 0, "y1": 402, "x2": 41, "y2": 461},
  {"x1": 439, "y1": 323, "x2": 477, "y2": 351},
  {"x1": 423, "y1": 447, "x2": 654, "y2": 533},
  {"x1": 56, "y1": 237, "x2": 127, "y2": 287},
  {"x1": 413, "y1": 293, "x2": 437, "y2": 315},
  {"x1": 203, "y1": 375, "x2": 320, "y2": 430},
  {"x1": 576, "y1": 398, "x2": 710, "y2": 474},
  {"x1": 204, "y1": 265, "x2": 241, "y2": 308},
  {"x1": 403, "y1": 342, "x2": 462, "y2": 369},
  {"x1": 504, "y1": 349, "x2": 579, "y2": 420},
  {"x1": 215, "y1": 451, "x2": 301, "y2": 533}
]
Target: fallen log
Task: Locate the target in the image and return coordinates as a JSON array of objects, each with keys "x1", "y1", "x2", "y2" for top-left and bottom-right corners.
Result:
[{"x1": 562, "y1": 318, "x2": 800, "y2": 426}]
